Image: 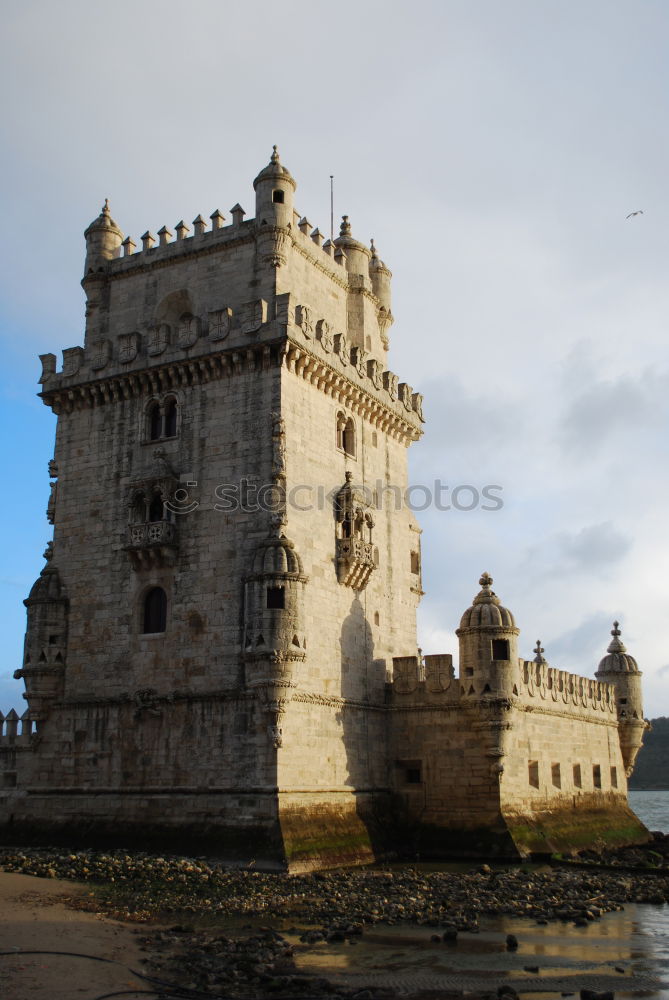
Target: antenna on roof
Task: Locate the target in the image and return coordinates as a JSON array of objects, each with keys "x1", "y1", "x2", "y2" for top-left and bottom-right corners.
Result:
[{"x1": 330, "y1": 175, "x2": 334, "y2": 242}]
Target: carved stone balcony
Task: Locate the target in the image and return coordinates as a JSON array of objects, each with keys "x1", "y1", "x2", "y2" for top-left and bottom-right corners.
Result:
[
  {"x1": 126, "y1": 519, "x2": 178, "y2": 570},
  {"x1": 336, "y1": 537, "x2": 375, "y2": 590}
]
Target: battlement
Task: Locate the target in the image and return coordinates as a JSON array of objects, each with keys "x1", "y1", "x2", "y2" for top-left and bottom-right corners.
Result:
[
  {"x1": 516, "y1": 659, "x2": 616, "y2": 715},
  {"x1": 0, "y1": 709, "x2": 36, "y2": 747}
]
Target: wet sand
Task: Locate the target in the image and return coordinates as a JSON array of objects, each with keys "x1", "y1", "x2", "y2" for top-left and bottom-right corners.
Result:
[{"x1": 0, "y1": 872, "x2": 151, "y2": 1000}]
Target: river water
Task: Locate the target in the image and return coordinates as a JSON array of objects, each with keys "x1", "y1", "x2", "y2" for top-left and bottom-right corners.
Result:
[{"x1": 293, "y1": 791, "x2": 669, "y2": 998}]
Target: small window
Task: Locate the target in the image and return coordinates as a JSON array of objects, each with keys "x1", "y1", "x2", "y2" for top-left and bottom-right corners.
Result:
[
  {"x1": 410, "y1": 550, "x2": 420, "y2": 575},
  {"x1": 610, "y1": 766, "x2": 618, "y2": 789},
  {"x1": 343, "y1": 418, "x2": 355, "y2": 457},
  {"x1": 491, "y1": 639, "x2": 509, "y2": 660},
  {"x1": 266, "y1": 586, "x2": 285, "y2": 609},
  {"x1": 374, "y1": 611, "x2": 380, "y2": 626},
  {"x1": 406, "y1": 767, "x2": 421, "y2": 784},
  {"x1": 573, "y1": 763, "x2": 582, "y2": 788},
  {"x1": 528, "y1": 760, "x2": 539, "y2": 788},
  {"x1": 143, "y1": 587, "x2": 167, "y2": 634},
  {"x1": 148, "y1": 402, "x2": 162, "y2": 441},
  {"x1": 551, "y1": 763, "x2": 561, "y2": 788},
  {"x1": 593, "y1": 764, "x2": 602, "y2": 789},
  {"x1": 272, "y1": 189, "x2": 284, "y2": 204},
  {"x1": 164, "y1": 398, "x2": 177, "y2": 437}
]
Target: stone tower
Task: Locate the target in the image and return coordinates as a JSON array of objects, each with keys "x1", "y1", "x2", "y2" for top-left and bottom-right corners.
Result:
[{"x1": 2, "y1": 148, "x2": 424, "y2": 868}]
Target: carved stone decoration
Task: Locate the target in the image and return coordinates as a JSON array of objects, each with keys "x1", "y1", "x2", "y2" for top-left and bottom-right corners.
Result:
[
  {"x1": 209, "y1": 307, "x2": 232, "y2": 342},
  {"x1": 295, "y1": 304, "x2": 313, "y2": 339},
  {"x1": 271, "y1": 413, "x2": 286, "y2": 478},
  {"x1": 399, "y1": 382, "x2": 413, "y2": 411},
  {"x1": 15, "y1": 559, "x2": 69, "y2": 721},
  {"x1": 367, "y1": 358, "x2": 383, "y2": 389},
  {"x1": 393, "y1": 656, "x2": 419, "y2": 694},
  {"x1": 274, "y1": 292, "x2": 294, "y2": 327},
  {"x1": 316, "y1": 319, "x2": 333, "y2": 352},
  {"x1": 119, "y1": 332, "x2": 141, "y2": 364},
  {"x1": 177, "y1": 313, "x2": 200, "y2": 349},
  {"x1": 350, "y1": 346, "x2": 368, "y2": 380},
  {"x1": 257, "y1": 226, "x2": 290, "y2": 267},
  {"x1": 48, "y1": 460, "x2": 58, "y2": 479},
  {"x1": 133, "y1": 687, "x2": 172, "y2": 720},
  {"x1": 62, "y1": 347, "x2": 84, "y2": 377},
  {"x1": 425, "y1": 654, "x2": 454, "y2": 693},
  {"x1": 46, "y1": 481, "x2": 57, "y2": 525},
  {"x1": 334, "y1": 472, "x2": 376, "y2": 590},
  {"x1": 333, "y1": 333, "x2": 349, "y2": 365},
  {"x1": 412, "y1": 392, "x2": 424, "y2": 421},
  {"x1": 383, "y1": 370, "x2": 398, "y2": 400},
  {"x1": 241, "y1": 299, "x2": 268, "y2": 335},
  {"x1": 90, "y1": 339, "x2": 112, "y2": 371},
  {"x1": 148, "y1": 323, "x2": 171, "y2": 356}
]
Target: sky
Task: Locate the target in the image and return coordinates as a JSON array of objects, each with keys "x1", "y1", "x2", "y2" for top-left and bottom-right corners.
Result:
[{"x1": 1, "y1": 0, "x2": 668, "y2": 717}]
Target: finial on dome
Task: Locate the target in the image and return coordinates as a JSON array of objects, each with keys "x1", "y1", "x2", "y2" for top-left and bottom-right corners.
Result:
[
  {"x1": 479, "y1": 572, "x2": 493, "y2": 589},
  {"x1": 607, "y1": 620, "x2": 627, "y2": 653},
  {"x1": 271, "y1": 145, "x2": 280, "y2": 164},
  {"x1": 340, "y1": 215, "x2": 352, "y2": 237},
  {"x1": 533, "y1": 639, "x2": 546, "y2": 664},
  {"x1": 370, "y1": 238, "x2": 377, "y2": 258},
  {"x1": 103, "y1": 198, "x2": 110, "y2": 215}
]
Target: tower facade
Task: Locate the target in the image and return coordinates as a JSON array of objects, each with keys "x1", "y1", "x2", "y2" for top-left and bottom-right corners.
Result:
[
  {"x1": 1, "y1": 149, "x2": 423, "y2": 867},
  {"x1": 0, "y1": 149, "x2": 649, "y2": 865}
]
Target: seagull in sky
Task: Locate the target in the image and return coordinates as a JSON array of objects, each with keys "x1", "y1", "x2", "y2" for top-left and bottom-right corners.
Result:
[{"x1": 626, "y1": 210, "x2": 643, "y2": 218}]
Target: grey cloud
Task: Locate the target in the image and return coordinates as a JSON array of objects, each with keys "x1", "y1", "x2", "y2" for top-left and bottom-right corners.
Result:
[{"x1": 539, "y1": 612, "x2": 619, "y2": 676}]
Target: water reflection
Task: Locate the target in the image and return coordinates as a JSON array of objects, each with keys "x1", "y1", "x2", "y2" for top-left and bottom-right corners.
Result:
[{"x1": 292, "y1": 904, "x2": 668, "y2": 998}]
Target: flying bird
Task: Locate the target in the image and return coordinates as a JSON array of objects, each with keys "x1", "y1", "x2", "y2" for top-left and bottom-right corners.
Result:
[{"x1": 626, "y1": 210, "x2": 643, "y2": 218}]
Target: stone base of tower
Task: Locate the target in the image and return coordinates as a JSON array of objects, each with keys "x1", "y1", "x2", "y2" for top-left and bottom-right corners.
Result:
[
  {"x1": 501, "y1": 797, "x2": 650, "y2": 857},
  {"x1": 276, "y1": 791, "x2": 390, "y2": 872}
]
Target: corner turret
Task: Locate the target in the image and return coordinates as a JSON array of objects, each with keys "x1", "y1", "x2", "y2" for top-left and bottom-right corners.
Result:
[
  {"x1": 595, "y1": 621, "x2": 647, "y2": 775},
  {"x1": 369, "y1": 239, "x2": 393, "y2": 351},
  {"x1": 83, "y1": 199, "x2": 123, "y2": 274},
  {"x1": 253, "y1": 145, "x2": 296, "y2": 230},
  {"x1": 455, "y1": 573, "x2": 519, "y2": 698},
  {"x1": 334, "y1": 215, "x2": 371, "y2": 277}
]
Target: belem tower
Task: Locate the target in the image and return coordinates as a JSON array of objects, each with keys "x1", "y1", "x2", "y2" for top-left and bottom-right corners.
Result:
[{"x1": 0, "y1": 148, "x2": 649, "y2": 869}]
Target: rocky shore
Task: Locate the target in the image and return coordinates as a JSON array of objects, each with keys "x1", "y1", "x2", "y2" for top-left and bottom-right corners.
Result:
[{"x1": 1, "y1": 837, "x2": 668, "y2": 999}]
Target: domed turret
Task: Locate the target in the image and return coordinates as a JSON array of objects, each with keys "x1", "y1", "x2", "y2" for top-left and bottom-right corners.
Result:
[
  {"x1": 595, "y1": 621, "x2": 646, "y2": 776},
  {"x1": 243, "y1": 533, "x2": 308, "y2": 683},
  {"x1": 369, "y1": 239, "x2": 393, "y2": 350},
  {"x1": 455, "y1": 573, "x2": 519, "y2": 698},
  {"x1": 334, "y1": 215, "x2": 371, "y2": 276},
  {"x1": 14, "y1": 555, "x2": 69, "y2": 721},
  {"x1": 83, "y1": 199, "x2": 123, "y2": 274},
  {"x1": 253, "y1": 145, "x2": 296, "y2": 230}
]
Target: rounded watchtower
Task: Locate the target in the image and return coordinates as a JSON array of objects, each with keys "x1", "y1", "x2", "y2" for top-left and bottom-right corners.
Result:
[
  {"x1": 455, "y1": 573, "x2": 519, "y2": 698},
  {"x1": 369, "y1": 239, "x2": 393, "y2": 351},
  {"x1": 334, "y1": 215, "x2": 371, "y2": 276},
  {"x1": 595, "y1": 621, "x2": 646, "y2": 775},
  {"x1": 253, "y1": 145, "x2": 296, "y2": 231},
  {"x1": 243, "y1": 533, "x2": 308, "y2": 688},
  {"x1": 83, "y1": 199, "x2": 123, "y2": 274}
]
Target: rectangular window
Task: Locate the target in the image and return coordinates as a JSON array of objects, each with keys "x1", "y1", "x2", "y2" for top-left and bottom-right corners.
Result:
[
  {"x1": 406, "y1": 767, "x2": 422, "y2": 784},
  {"x1": 551, "y1": 763, "x2": 561, "y2": 788},
  {"x1": 492, "y1": 639, "x2": 510, "y2": 660},
  {"x1": 573, "y1": 764, "x2": 582, "y2": 788},
  {"x1": 410, "y1": 551, "x2": 420, "y2": 575},
  {"x1": 266, "y1": 587, "x2": 285, "y2": 609},
  {"x1": 610, "y1": 766, "x2": 618, "y2": 789},
  {"x1": 593, "y1": 764, "x2": 602, "y2": 789},
  {"x1": 528, "y1": 760, "x2": 539, "y2": 788}
]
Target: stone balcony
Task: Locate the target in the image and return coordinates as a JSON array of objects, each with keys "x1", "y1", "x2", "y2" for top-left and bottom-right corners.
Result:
[
  {"x1": 336, "y1": 537, "x2": 375, "y2": 590},
  {"x1": 126, "y1": 519, "x2": 178, "y2": 569}
]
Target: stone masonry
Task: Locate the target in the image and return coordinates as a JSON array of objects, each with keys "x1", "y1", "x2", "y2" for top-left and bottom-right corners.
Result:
[{"x1": 0, "y1": 149, "x2": 649, "y2": 867}]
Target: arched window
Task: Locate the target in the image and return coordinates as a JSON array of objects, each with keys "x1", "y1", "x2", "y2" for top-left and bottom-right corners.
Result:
[
  {"x1": 342, "y1": 417, "x2": 356, "y2": 458},
  {"x1": 336, "y1": 412, "x2": 346, "y2": 450},
  {"x1": 148, "y1": 493, "x2": 164, "y2": 522},
  {"x1": 148, "y1": 402, "x2": 162, "y2": 441},
  {"x1": 164, "y1": 398, "x2": 178, "y2": 438},
  {"x1": 143, "y1": 587, "x2": 167, "y2": 634},
  {"x1": 272, "y1": 189, "x2": 284, "y2": 204}
]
